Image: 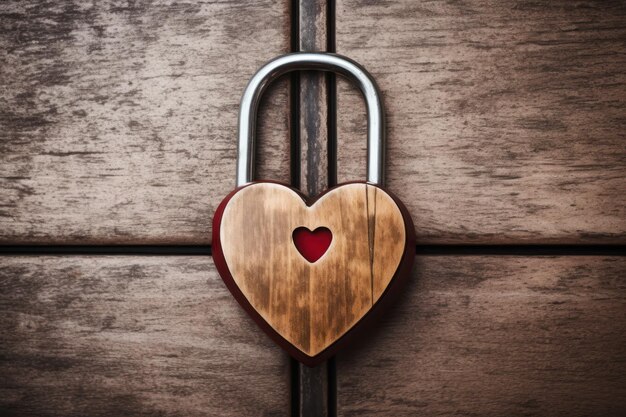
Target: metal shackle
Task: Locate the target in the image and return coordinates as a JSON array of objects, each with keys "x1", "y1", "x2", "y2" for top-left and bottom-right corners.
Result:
[{"x1": 236, "y1": 52, "x2": 385, "y2": 187}]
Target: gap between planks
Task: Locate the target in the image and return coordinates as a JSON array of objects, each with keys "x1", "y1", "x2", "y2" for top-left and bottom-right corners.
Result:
[{"x1": 0, "y1": 245, "x2": 624, "y2": 256}]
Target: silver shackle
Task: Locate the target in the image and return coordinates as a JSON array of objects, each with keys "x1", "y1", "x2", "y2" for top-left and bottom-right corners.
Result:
[{"x1": 236, "y1": 52, "x2": 385, "y2": 187}]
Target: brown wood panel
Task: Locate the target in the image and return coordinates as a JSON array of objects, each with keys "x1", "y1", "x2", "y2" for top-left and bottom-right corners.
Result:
[
  {"x1": 335, "y1": 0, "x2": 626, "y2": 243},
  {"x1": 336, "y1": 255, "x2": 626, "y2": 416},
  {"x1": 0, "y1": 0, "x2": 291, "y2": 244},
  {"x1": 0, "y1": 256, "x2": 289, "y2": 416}
]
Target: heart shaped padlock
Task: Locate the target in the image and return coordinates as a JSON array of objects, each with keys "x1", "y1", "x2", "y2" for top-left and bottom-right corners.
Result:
[{"x1": 213, "y1": 53, "x2": 414, "y2": 366}]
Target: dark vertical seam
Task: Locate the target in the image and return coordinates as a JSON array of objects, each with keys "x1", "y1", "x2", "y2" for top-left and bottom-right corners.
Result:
[
  {"x1": 327, "y1": 3, "x2": 338, "y2": 417},
  {"x1": 366, "y1": 185, "x2": 374, "y2": 306},
  {"x1": 290, "y1": 357, "x2": 300, "y2": 417},
  {"x1": 327, "y1": 0, "x2": 337, "y2": 188},
  {"x1": 290, "y1": 0, "x2": 301, "y2": 191},
  {"x1": 290, "y1": 3, "x2": 301, "y2": 416}
]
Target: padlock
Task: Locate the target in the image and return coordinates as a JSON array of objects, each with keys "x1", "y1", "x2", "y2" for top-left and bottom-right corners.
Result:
[{"x1": 213, "y1": 53, "x2": 415, "y2": 366}]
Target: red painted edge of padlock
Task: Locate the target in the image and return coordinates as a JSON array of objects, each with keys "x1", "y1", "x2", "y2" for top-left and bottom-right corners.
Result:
[{"x1": 212, "y1": 180, "x2": 415, "y2": 367}]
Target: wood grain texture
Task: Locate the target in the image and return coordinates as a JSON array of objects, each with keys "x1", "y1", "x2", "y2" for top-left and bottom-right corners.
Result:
[
  {"x1": 0, "y1": 256, "x2": 289, "y2": 417},
  {"x1": 214, "y1": 182, "x2": 411, "y2": 360},
  {"x1": 0, "y1": 0, "x2": 291, "y2": 244},
  {"x1": 336, "y1": 255, "x2": 626, "y2": 417},
  {"x1": 336, "y1": 0, "x2": 626, "y2": 243}
]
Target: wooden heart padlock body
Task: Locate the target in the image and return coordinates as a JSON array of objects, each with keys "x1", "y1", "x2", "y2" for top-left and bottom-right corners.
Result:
[{"x1": 213, "y1": 181, "x2": 414, "y2": 366}]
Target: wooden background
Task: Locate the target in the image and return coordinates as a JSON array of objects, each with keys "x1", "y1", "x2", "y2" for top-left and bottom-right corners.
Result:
[{"x1": 1, "y1": 1, "x2": 625, "y2": 416}]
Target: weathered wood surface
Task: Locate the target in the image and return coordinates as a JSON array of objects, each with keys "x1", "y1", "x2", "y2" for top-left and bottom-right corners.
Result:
[
  {"x1": 0, "y1": 256, "x2": 289, "y2": 417},
  {"x1": 3, "y1": 1, "x2": 624, "y2": 245},
  {"x1": 335, "y1": 0, "x2": 626, "y2": 243},
  {"x1": 216, "y1": 182, "x2": 408, "y2": 359},
  {"x1": 336, "y1": 255, "x2": 626, "y2": 417},
  {"x1": 0, "y1": 0, "x2": 291, "y2": 244}
]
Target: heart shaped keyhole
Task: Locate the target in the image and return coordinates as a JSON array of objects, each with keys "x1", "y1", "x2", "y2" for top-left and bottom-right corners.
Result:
[{"x1": 292, "y1": 227, "x2": 332, "y2": 263}]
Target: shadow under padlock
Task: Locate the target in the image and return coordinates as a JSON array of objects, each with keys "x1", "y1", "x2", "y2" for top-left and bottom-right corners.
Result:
[{"x1": 212, "y1": 52, "x2": 415, "y2": 366}]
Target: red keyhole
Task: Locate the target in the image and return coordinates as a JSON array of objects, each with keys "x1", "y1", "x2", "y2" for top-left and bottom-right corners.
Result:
[{"x1": 292, "y1": 227, "x2": 332, "y2": 263}]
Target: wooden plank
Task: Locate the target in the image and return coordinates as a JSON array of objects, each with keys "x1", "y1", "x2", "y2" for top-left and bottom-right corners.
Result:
[
  {"x1": 335, "y1": 0, "x2": 626, "y2": 243},
  {"x1": 336, "y1": 255, "x2": 626, "y2": 416},
  {"x1": 0, "y1": 256, "x2": 290, "y2": 416},
  {"x1": 296, "y1": 0, "x2": 333, "y2": 415},
  {"x1": 0, "y1": 0, "x2": 291, "y2": 244}
]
